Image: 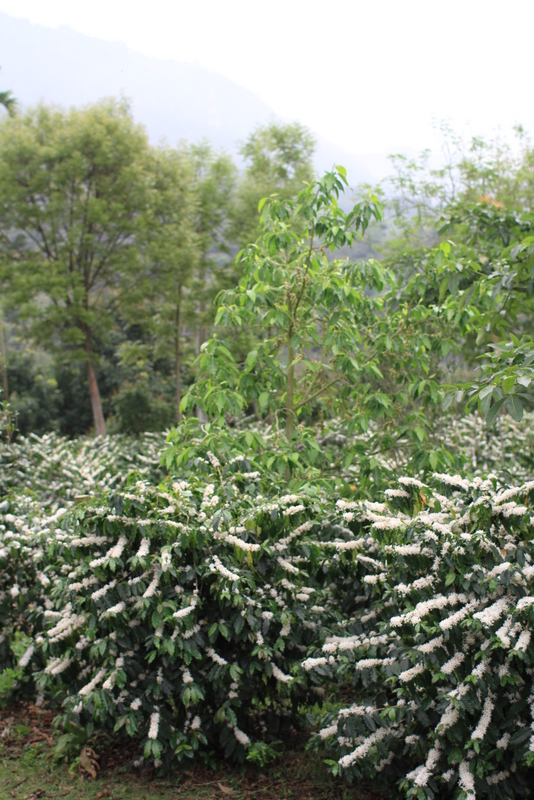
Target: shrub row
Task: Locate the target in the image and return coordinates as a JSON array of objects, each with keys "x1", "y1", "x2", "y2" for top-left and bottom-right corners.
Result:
[{"x1": 3, "y1": 454, "x2": 534, "y2": 796}]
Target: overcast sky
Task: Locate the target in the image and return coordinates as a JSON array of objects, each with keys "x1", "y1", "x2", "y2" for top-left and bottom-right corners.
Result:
[{"x1": 1, "y1": 0, "x2": 532, "y2": 156}]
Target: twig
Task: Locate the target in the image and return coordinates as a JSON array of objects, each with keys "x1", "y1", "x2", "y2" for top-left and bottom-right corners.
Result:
[{"x1": 10, "y1": 778, "x2": 28, "y2": 789}]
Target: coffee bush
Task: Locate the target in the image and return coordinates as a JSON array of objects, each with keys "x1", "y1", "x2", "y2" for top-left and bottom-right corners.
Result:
[
  {"x1": 1, "y1": 456, "x2": 341, "y2": 766},
  {"x1": 306, "y1": 473, "x2": 534, "y2": 798}
]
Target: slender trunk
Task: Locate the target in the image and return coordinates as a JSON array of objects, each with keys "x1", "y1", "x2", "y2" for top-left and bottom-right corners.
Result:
[
  {"x1": 0, "y1": 315, "x2": 8, "y2": 403},
  {"x1": 196, "y1": 302, "x2": 207, "y2": 422},
  {"x1": 86, "y1": 337, "x2": 106, "y2": 437},
  {"x1": 286, "y1": 289, "x2": 295, "y2": 441},
  {"x1": 175, "y1": 288, "x2": 182, "y2": 424},
  {"x1": 286, "y1": 341, "x2": 295, "y2": 441}
]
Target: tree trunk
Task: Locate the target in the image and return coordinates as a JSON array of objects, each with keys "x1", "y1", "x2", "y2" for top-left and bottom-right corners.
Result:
[
  {"x1": 0, "y1": 315, "x2": 8, "y2": 403},
  {"x1": 196, "y1": 303, "x2": 207, "y2": 422},
  {"x1": 86, "y1": 345, "x2": 106, "y2": 436},
  {"x1": 175, "y1": 289, "x2": 182, "y2": 424},
  {"x1": 286, "y1": 290, "x2": 295, "y2": 441},
  {"x1": 286, "y1": 340, "x2": 295, "y2": 441}
]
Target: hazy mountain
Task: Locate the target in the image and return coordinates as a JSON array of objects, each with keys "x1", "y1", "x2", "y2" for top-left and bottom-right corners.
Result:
[{"x1": 0, "y1": 12, "x2": 388, "y2": 185}]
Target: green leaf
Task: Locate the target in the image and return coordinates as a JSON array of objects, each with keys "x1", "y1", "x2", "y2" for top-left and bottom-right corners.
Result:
[
  {"x1": 505, "y1": 394, "x2": 523, "y2": 421},
  {"x1": 479, "y1": 384, "x2": 494, "y2": 400},
  {"x1": 502, "y1": 376, "x2": 516, "y2": 393},
  {"x1": 442, "y1": 392, "x2": 455, "y2": 411},
  {"x1": 480, "y1": 390, "x2": 492, "y2": 417},
  {"x1": 414, "y1": 427, "x2": 426, "y2": 443},
  {"x1": 448, "y1": 273, "x2": 460, "y2": 295},
  {"x1": 258, "y1": 391, "x2": 269, "y2": 409},
  {"x1": 485, "y1": 396, "x2": 506, "y2": 426}
]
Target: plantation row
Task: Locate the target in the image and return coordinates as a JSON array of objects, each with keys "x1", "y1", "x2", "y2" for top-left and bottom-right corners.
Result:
[
  {"x1": 3, "y1": 408, "x2": 534, "y2": 505},
  {"x1": 2, "y1": 425, "x2": 534, "y2": 798}
]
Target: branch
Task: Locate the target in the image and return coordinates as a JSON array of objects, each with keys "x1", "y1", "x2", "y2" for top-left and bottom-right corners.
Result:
[{"x1": 294, "y1": 376, "x2": 342, "y2": 412}]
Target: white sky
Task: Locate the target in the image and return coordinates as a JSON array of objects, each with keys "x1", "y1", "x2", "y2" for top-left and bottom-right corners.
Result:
[{"x1": 1, "y1": 0, "x2": 533, "y2": 156}]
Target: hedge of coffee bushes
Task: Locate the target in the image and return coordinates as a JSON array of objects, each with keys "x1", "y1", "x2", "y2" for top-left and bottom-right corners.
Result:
[
  {"x1": 306, "y1": 473, "x2": 534, "y2": 799},
  {"x1": 3, "y1": 432, "x2": 534, "y2": 796}
]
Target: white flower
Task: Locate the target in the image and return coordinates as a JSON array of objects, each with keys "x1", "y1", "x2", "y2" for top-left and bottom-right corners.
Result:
[
  {"x1": 143, "y1": 571, "x2": 160, "y2": 598},
  {"x1": 399, "y1": 663, "x2": 425, "y2": 682},
  {"x1": 302, "y1": 656, "x2": 328, "y2": 671},
  {"x1": 516, "y1": 596, "x2": 534, "y2": 611},
  {"x1": 107, "y1": 536, "x2": 127, "y2": 560},
  {"x1": 496, "y1": 732, "x2": 510, "y2": 749},
  {"x1": 91, "y1": 580, "x2": 116, "y2": 601},
  {"x1": 470, "y1": 661, "x2": 487, "y2": 679},
  {"x1": 487, "y1": 562, "x2": 512, "y2": 578},
  {"x1": 130, "y1": 698, "x2": 142, "y2": 711},
  {"x1": 473, "y1": 598, "x2": 509, "y2": 626},
  {"x1": 148, "y1": 712, "x2": 160, "y2": 740},
  {"x1": 440, "y1": 599, "x2": 480, "y2": 631},
  {"x1": 210, "y1": 555, "x2": 239, "y2": 581},
  {"x1": 233, "y1": 727, "x2": 250, "y2": 746},
  {"x1": 441, "y1": 652, "x2": 465, "y2": 675},
  {"x1": 406, "y1": 766, "x2": 430, "y2": 787},
  {"x1": 103, "y1": 601, "x2": 125, "y2": 617},
  {"x1": 471, "y1": 695, "x2": 493, "y2": 741},
  {"x1": 363, "y1": 573, "x2": 387, "y2": 585},
  {"x1": 207, "y1": 648, "x2": 228, "y2": 666},
  {"x1": 277, "y1": 557, "x2": 299, "y2": 575},
  {"x1": 487, "y1": 770, "x2": 510, "y2": 786},
  {"x1": 338, "y1": 728, "x2": 388, "y2": 768},
  {"x1": 514, "y1": 631, "x2": 531, "y2": 651},
  {"x1": 319, "y1": 723, "x2": 338, "y2": 740},
  {"x1": 416, "y1": 636, "x2": 443, "y2": 654},
  {"x1": 271, "y1": 663, "x2": 292, "y2": 683},
  {"x1": 18, "y1": 645, "x2": 34, "y2": 668},
  {"x1": 437, "y1": 705, "x2": 459, "y2": 732},
  {"x1": 458, "y1": 761, "x2": 475, "y2": 798},
  {"x1": 433, "y1": 473, "x2": 470, "y2": 491},
  {"x1": 136, "y1": 538, "x2": 150, "y2": 558},
  {"x1": 79, "y1": 668, "x2": 106, "y2": 696},
  {"x1": 398, "y1": 476, "x2": 424, "y2": 488},
  {"x1": 102, "y1": 673, "x2": 116, "y2": 691}
]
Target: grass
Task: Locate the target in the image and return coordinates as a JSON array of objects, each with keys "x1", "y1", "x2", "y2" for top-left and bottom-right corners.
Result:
[{"x1": 0, "y1": 702, "x2": 384, "y2": 800}]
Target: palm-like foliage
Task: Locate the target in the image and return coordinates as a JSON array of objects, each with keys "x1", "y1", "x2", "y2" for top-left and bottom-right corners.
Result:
[{"x1": 0, "y1": 91, "x2": 17, "y2": 116}]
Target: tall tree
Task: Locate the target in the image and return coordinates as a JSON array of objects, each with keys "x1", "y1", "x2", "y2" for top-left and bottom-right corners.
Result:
[
  {"x1": 232, "y1": 121, "x2": 316, "y2": 247},
  {"x1": 0, "y1": 100, "x2": 152, "y2": 436},
  {"x1": 188, "y1": 143, "x2": 237, "y2": 355},
  {"x1": 142, "y1": 146, "x2": 199, "y2": 422}
]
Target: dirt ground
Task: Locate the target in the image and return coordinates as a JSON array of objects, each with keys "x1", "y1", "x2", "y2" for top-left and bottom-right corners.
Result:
[{"x1": 0, "y1": 702, "x2": 385, "y2": 800}]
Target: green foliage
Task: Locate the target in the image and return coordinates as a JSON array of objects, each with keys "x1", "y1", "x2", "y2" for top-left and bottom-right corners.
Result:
[
  {"x1": 0, "y1": 468, "x2": 340, "y2": 767},
  {"x1": 232, "y1": 121, "x2": 316, "y2": 248},
  {"x1": 174, "y1": 167, "x2": 456, "y2": 484},
  {"x1": 0, "y1": 99, "x2": 154, "y2": 435},
  {"x1": 306, "y1": 472, "x2": 534, "y2": 798},
  {"x1": 436, "y1": 204, "x2": 534, "y2": 424}
]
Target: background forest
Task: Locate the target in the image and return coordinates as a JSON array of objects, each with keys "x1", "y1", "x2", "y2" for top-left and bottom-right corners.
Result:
[{"x1": 0, "y1": 101, "x2": 322, "y2": 437}]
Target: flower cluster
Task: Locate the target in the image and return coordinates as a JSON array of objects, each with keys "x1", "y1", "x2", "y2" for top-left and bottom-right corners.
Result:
[
  {"x1": 307, "y1": 471, "x2": 534, "y2": 798},
  {"x1": 0, "y1": 460, "x2": 334, "y2": 767}
]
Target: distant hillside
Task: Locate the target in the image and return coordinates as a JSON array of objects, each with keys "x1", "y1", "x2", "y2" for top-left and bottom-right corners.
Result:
[{"x1": 0, "y1": 12, "x2": 385, "y2": 186}]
